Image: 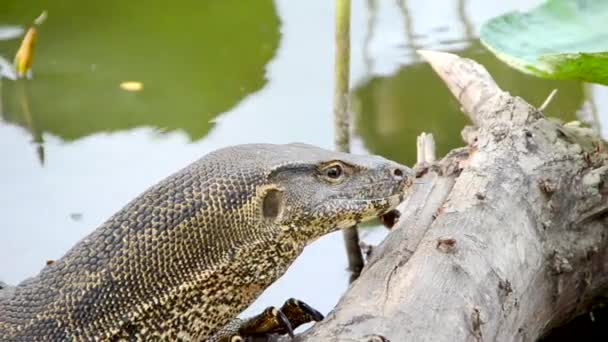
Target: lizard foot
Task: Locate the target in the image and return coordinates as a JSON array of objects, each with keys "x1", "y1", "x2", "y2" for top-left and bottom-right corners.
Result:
[{"x1": 210, "y1": 298, "x2": 324, "y2": 341}]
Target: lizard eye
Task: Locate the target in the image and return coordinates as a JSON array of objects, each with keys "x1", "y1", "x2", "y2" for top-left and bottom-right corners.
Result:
[
  {"x1": 325, "y1": 165, "x2": 342, "y2": 178},
  {"x1": 322, "y1": 164, "x2": 344, "y2": 181}
]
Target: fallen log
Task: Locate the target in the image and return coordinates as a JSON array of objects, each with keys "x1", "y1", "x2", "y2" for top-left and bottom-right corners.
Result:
[{"x1": 293, "y1": 51, "x2": 608, "y2": 341}]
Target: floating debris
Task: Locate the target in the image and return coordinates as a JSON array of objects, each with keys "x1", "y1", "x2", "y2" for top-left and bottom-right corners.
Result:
[
  {"x1": 14, "y1": 27, "x2": 36, "y2": 79},
  {"x1": 34, "y1": 11, "x2": 48, "y2": 26},
  {"x1": 120, "y1": 81, "x2": 144, "y2": 92},
  {"x1": 11, "y1": 11, "x2": 47, "y2": 80},
  {"x1": 70, "y1": 213, "x2": 83, "y2": 221}
]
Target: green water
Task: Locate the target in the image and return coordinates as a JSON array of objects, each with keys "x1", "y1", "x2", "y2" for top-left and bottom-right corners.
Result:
[
  {"x1": 0, "y1": 0, "x2": 605, "y2": 319},
  {"x1": 1, "y1": 0, "x2": 279, "y2": 144}
]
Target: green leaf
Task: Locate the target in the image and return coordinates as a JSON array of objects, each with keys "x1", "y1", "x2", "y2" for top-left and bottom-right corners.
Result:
[{"x1": 480, "y1": 0, "x2": 608, "y2": 85}]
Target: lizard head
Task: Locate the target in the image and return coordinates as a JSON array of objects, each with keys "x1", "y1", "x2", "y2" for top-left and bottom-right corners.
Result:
[{"x1": 238, "y1": 143, "x2": 414, "y2": 243}]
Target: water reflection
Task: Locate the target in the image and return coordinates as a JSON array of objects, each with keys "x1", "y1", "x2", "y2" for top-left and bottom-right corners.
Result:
[
  {"x1": 0, "y1": 0, "x2": 280, "y2": 149},
  {"x1": 13, "y1": 80, "x2": 45, "y2": 164},
  {"x1": 354, "y1": 40, "x2": 583, "y2": 165},
  {"x1": 353, "y1": 0, "x2": 586, "y2": 165}
]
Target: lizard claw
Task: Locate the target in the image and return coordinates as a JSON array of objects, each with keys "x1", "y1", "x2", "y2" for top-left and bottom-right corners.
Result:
[
  {"x1": 273, "y1": 307, "x2": 295, "y2": 338},
  {"x1": 210, "y1": 298, "x2": 323, "y2": 341},
  {"x1": 281, "y1": 298, "x2": 324, "y2": 324}
]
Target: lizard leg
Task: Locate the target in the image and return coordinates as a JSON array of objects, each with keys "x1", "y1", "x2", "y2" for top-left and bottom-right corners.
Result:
[
  {"x1": 210, "y1": 298, "x2": 324, "y2": 341},
  {"x1": 276, "y1": 298, "x2": 324, "y2": 332}
]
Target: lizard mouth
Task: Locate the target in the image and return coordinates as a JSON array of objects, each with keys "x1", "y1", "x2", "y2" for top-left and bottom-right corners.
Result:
[
  {"x1": 335, "y1": 192, "x2": 404, "y2": 210},
  {"x1": 326, "y1": 192, "x2": 405, "y2": 230},
  {"x1": 326, "y1": 176, "x2": 410, "y2": 229},
  {"x1": 375, "y1": 192, "x2": 403, "y2": 228},
  {"x1": 375, "y1": 177, "x2": 410, "y2": 228}
]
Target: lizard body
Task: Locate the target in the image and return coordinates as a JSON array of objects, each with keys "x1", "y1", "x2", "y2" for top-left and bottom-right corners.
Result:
[{"x1": 0, "y1": 143, "x2": 411, "y2": 341}]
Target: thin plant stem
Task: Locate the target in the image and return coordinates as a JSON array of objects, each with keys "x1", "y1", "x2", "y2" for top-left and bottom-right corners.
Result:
[{"x1": 334, "y1": 0, "x2": 364, "y2": 280}]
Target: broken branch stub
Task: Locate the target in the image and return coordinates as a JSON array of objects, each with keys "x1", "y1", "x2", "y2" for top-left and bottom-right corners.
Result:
[{"x1": 292, "y1": 52, "x2": 608, "y2": 342}]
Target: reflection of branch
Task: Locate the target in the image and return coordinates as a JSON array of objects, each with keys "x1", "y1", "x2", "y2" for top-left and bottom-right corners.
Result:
[
  {"x1": 363, "y1": 0, "x2": 378, "y2": 76},
  {"x1": 583, "y1": 83, "x2": 602, "y2": 135},
  {"x1": 17, "y1": 81, "x2": 44, "y2": 166},
  {"x1": 396, "y1": 0, "x2": 419, "y2": 53},
  {"x1": 457, "y1": 0, "x2": 475, "y2": 41}
]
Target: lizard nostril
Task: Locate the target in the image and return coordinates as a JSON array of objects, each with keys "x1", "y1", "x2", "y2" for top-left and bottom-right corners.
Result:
[{"x1": 392, "y1": 168, "x2": 404, "y2": 180}]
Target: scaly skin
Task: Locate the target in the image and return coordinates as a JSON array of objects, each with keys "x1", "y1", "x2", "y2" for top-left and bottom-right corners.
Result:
[{"x1": 0, "y1": 143, "x2": 412, "y2": 341}]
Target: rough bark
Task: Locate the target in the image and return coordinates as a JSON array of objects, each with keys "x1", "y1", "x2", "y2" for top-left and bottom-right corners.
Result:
[{"x1": 293, "y1": 51, "x2": 608, "y2": 341}]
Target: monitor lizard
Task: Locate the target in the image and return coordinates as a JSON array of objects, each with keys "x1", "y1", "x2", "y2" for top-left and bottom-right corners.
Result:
[{"x1": 0, "y1": 143, "x2": 412, "y2": 341}]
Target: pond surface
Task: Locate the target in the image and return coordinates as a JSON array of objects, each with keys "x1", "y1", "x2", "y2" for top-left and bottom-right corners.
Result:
[{"x1": 1, "y1": 0, "x2": 607, "y2": 322}]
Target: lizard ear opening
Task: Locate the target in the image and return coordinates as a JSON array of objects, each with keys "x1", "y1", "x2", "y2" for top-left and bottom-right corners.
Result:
[{"x1": 262, "y1": 189, "x2": 284, "y2": 220}]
